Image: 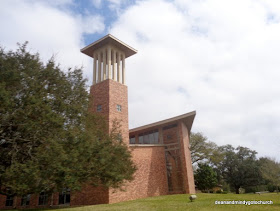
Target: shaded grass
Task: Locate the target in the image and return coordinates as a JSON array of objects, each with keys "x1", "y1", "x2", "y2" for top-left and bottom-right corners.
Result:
[{"x1": 6, "y1": 193, "x2": 280, "y2": 211}]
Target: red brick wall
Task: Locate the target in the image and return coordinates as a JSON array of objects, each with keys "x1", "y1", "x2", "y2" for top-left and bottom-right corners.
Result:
[
  {"x1": 90, "y1": 79, "x2": 129, "y2": 144},
  {"x1": 0, "y1": 195, "x2": 7, "y2": 209},
  {"x1": 109, "y1": 146, "x2": 168, "y2": 203},
  {"x1": 89, "y1": 78, "x2": 131, "y2": 203},
  {"x1": 71, "y1": 185, "x2": 108, "y2": 206},
  {"x1": 162, "y1": 125, "x2": 184, "y2": 193},
  {"x1": 90, "y1": 79, "x2": 110, "y2": 127},
  {"x1": 0, "y1": 193, "x2": 53, "y2": 209},
  {"x1": 0, "y1": 186, "x2": 108, "y2": 209},
  {"x1": 178, "y1": 121, "x2": 196, "y2": 194},
  {"x1": 162, "y1": 126, "x2": 178, "y2": 145},
  {"x1": 108, "y1": 80, "x2": 129, "y2": 145}
]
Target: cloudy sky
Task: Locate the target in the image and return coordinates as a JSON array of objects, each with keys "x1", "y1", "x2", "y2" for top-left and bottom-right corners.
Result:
[{"x1": 1, "y1": 0, "x2": 279, "y2": 160}]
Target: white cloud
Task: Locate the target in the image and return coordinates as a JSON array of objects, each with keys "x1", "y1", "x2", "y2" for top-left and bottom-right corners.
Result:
[
  {"x1": 107, "y1": 0, "x2": 126, "y2": 11},
  {"x1": 0, "y1": 0, "x2": 279, "y2": 161},
  {"x1": 90, "y1": 0, "x2": 128, "y2": 12},
  {"x1": 0, "y1": 0, "x2": 105, "y2": 84},
  {"x1": 80, "y1": 15, "x2": 105, "y2": 34},
  {"x1": 91, "y1": 0, "x2": 102, "y2": 9},
  {"x1": 109, "y1": 0, "x2": 280, "y2": 160}
]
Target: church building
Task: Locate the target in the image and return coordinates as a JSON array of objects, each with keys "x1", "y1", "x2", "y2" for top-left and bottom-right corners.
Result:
[{"x1": 0, "y1": 35, "x2": 196, "y2": 209}]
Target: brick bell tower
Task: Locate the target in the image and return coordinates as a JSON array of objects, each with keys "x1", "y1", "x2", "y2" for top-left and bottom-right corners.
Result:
[{"x1": 81, "y1": 34, "x2": 137, "y2": 144}]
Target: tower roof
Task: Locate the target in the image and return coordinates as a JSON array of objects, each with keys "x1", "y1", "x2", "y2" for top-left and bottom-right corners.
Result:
[{"x1": 80, "y1": 34, "x2": 137, "y2": 58}]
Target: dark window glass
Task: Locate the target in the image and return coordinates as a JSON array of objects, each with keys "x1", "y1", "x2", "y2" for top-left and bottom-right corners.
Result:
[
  {"x1": 59, "y1": 189, "x2": 70, "y2": 205},
  {"x1": 154, "y1": 131, "x2": 159, "y2": 144},
  {"x1": 129, "y1": 136, "x2": 135, "y2": 144},
  {"x1": 167, "y1": 134, "x2": 172, "y2": 140},
  {"x1": 138, "y1": 130, "x2": 159, "y2": 144},
  {"x1": 149, "y1": 133, "x2": 154, "y2": 144},
  {"x1": 144, "y1": 134, "x2": 149, "y2": 144},
  {"x1": 21, "y1": 194, "x2": 30, "y2": 206},
  {"x1": 117, "y1": 104, "x2": 122, "y2": 112},
  {"x1": 38, "y1": 192, "x2": 48, "y2": 205},
  {"x1": 5, "y1": 196, "x2": 13, "y2": 207},
  {"x1": 139, "y1": 134, "x2": 143, "y2": 144},
  {"x1": 97, "y1": 105, "x2": 102, "y2": 112}
]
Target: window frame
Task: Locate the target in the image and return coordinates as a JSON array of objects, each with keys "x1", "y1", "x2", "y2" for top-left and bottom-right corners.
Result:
[
  {"x1": 59, "y1": 188, "x2": 71, "y2": 205},
  {"x1": 38, "y1": 192, "x2": 48, "y2": 206},
  {"x1": 138, "y1": 129, "x2": 159, "y2": 144},
  {"x1": 129, "y1": 136, "x2": 136, "y2": 144},
  {"x1": 97, "y1": 104, "x2": 102, "y2": 112},
  {"x1": 21, "y1": 194, "x2": 31, "y2": 206},
  {"x1": 116, "y1": 104, "x2": 122, "y2": 112},
  {"x1": 139, "y1": 134, "x2": 144, "y2": 144},
  {"x1": 5, "y1": 195, "x2": 13, "y2": 207}
]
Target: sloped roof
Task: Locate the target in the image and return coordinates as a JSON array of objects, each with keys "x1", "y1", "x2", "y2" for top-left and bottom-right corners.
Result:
[{"x1": 129, "y1": 111, "x2": 196, "y2": 133}]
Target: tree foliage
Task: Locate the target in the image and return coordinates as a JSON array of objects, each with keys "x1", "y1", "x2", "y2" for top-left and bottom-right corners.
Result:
[
  {"x1": 218, "y1": 145, "x2": 262, "y2": 194},
  {"x1": 189, "y1": 132, "x2": 218, "y2": 165},
  {"x1": 258, "y1": 157, "x2": 280, "y2": 187},
  {"x1": 0, "y1": 43, "x2": 136, "y2": 196},
  {"x1": 194, "y1": 163, "x2": 217, "y2": 192},
  {"x1": 190, "y1": 132, "x2": 270, "y2": 194}
]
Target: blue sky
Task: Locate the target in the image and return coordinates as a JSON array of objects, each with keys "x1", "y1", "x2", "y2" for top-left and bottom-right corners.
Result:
[
  {"x1": 1, "y1": 0, "x2": 280, "y2": 161},
  {"x1": 68, "y1": 0, "x2": 118, "y2": 42},
  {"x1": 57, "y1": 0, "x2": 137, "y2": 44}
]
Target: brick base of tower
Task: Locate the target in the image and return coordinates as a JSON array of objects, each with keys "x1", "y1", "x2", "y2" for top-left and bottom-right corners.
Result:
[
  {"x1": 89, "y1": 79, "x2": 129, "y2": 144},
  {"x1": 109, "y1": 146, "x2": 169, "y2": 203}
]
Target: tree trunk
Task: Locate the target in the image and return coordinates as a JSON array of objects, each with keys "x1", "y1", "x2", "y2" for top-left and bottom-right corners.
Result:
[{"x1": 235, "y1": 187, "x2": 239, "y2": 194}]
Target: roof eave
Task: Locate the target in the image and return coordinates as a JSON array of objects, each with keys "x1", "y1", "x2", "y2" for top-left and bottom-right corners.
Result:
[
  {"x1": 129, "y1": 111, "x2": 196, "y2": 133},
  {"x1": 80, "y1": 34, "x2": 137, "y2": 58}
]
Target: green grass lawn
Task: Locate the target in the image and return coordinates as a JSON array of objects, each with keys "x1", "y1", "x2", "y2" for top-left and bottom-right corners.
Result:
[{"x1": 9, "y1": 193, "x2": 280, "y2": 211}]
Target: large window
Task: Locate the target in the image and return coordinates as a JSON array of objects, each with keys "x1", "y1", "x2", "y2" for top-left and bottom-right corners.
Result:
[
  {"x1": 5, "y1": 196, "x2": 13, "y2": 207},
  {"x1": 38, "y1": 192, "x2": 48, "y2": 205},
  {"x1": 59, "y1": 189, "x2": 70, "y2": 205},
  {"x1": 138, "y1": 130, "x2": 159, "y2": 144},
  {"x1": 21, "y1": 194, "x2": 31, "y2": 206},
  {"x1": 139, "y1": 135, "x2": 144, "y2": 144},
  {"x1": 129, "y1": 136, "x2": 135, "y2": 144}
]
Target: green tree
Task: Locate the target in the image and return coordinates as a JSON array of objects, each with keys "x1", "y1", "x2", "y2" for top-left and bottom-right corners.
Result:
[
  {"x1": 194, "y1": 163, "x2": 217, "y2": 192},
  {"x1": 0, "y1": 43, "x2": 136, "y2": 197},
  {"x1": 258, "y1": 157, "x2": 280, "y2": 190},
  {"x1": 219, "y1": 145, "x2": 262, "y2": 194},
  {"x1": 190, "y1": 132, "x2": 217, "y2": 165}
]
